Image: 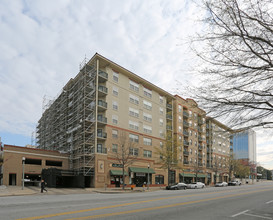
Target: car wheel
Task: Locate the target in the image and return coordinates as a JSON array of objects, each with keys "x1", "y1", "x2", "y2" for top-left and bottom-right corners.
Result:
[
  {"x1": 184, "y1": 186, "x2": 186, "y2": 190},
  {"x1": 195, "y1": 186, "x2": 197, "y2": 189},
  {"x1": 202, "y1": 185, "x2": 204, "y2": 188}
]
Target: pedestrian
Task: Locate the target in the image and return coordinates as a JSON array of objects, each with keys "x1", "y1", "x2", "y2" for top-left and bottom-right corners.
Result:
[{"x1": 41, "y1": 179, "x2": 47, "y2": 193}]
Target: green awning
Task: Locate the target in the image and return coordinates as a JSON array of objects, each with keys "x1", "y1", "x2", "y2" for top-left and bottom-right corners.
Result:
[
  {"x1": 129, "y1": 167, "x2": 155, "y2": 174},
  {"x1": 180, "y1": 173, "x2": 207, "y2": 178},
  {"x1": 110, "y1": 170, "x2": 128, "y2": 176}
]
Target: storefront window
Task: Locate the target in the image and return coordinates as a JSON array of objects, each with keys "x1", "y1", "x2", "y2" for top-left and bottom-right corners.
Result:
[{"x1": 155, "y1": 175, "x2": 164, "y2": 184}]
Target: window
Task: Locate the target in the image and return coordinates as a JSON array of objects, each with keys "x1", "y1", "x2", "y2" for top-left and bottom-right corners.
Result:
[
  {"x1": 189, "y1": 130, "x2": 192, "y2": 136},
  {"x1": 159, "y1": 130, "x2": 164, "y2": 137},
  {"x1": 179, "y1": 116, "x2": 182, "y2": 123},
  {"x1": 189, "y1": 139, "x2": 192, "y2": 145},
  {"x1": 160, "y1": 141, "x2": 163, "y2": 148},
  {"x1": 143, "y1": 112, "x2": 152, "y2": 122},
  {"x1": 143, "y1": 150, "x2": 152, "y2": 158},
  {"x1": 112, "y1": 115, "x2": 118, "y2": 125},
  {"x1": 144, "y1": 137, "x2": 152, "y2": 146},
  {"x1": 159, "y1": 107, "x2": 163, "y2": 115},
  {"x1": 129, "y1": 94, "x2": 139, "y2": 105},
  {"x1": 129, "y1": 107, "x2": 139, "y2": 118},
  {"x1": 97, "y1": 144, "x2": 106, "y2": 154},
  {"x1": 189, "y1": 111, "x2": 192, "y2": 117},
  {"x1": 129, "y1": 120, "x2": 139, "y2": 130},
  {"x1": 143, "y1": 125, "x2": 152, "y2": 134},
  {"x1": 129, "y1": 134, "x2": 139, "y2": 143},
  {"x1": 159, "y1": 118, "x2": 163, "y2": 126},
  {"x1": 159, "y1": 96, "x2": 164, "y2": 104},
  {"x1": 129, "y1": 148, "x2": 139, "y2": 156},
  {"x1": 129, "y1": 80, "x2": 139, "y2": 92},
  {"x1": 179, "y1": 126, "x2": 182, "y2": 132},
  {"x1": 112, "y1": 129, "x2": 118, "y2": 138},
  {"x1": 112, "y1": 86, "x2": 118, "y2": 96},
  {"x1": 45, "y1": 160, "x2": 62, "y2": 167},
  {"x1": 179, "y1": 136, "x2": 182, "y2": 142},
  {"x1": 113, "y1": 71, "x2": 119, "y2": 82},
  {"x1": 155, "y1": 175, "x2": 164, "y2": 184},
  {"x1": 112, "y1": 101, "x2": 118, "y2": 111},
  {"x1": 143, "y1": 87, "x2": 152, "y2": 98},
  {"x1": 194, "y1": 113, "x2": 197, "y2": 120},
  {"x1": 189, "y1": 121, "x2": 192, "y2": 127},
  {"x1": 143, "y1": 100, "x2": 152, "y2": 110},
  {"x1": 25, "y1": 158, "x2": 42, "y2": 165},
  {"x1": 112, "y1": 144, "x2": 118, "y2": 153},
  {"x1": 178, "y1": 105, "x2": 182, "y2": 112}
]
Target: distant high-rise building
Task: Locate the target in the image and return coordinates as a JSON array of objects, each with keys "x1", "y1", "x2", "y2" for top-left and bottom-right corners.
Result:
[{"x1": 232, "y1": 129, "x2": 256, "y2": 163}]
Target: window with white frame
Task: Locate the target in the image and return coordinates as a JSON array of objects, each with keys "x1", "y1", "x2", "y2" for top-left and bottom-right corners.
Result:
[
  {"x1": 112, "y1": 129, "x2": 118, "y2": 138},
  {"x1": 160, "y1": 141, "x2": 163, "y2": 148},
  {"x1": 112, "y1": 144, "x2": 118, "y2": 153},
  {"x1": 113, "y1": 71, "x2": 119, "y2": 82},
  {"x1": 143, "y1": 137, "x2": 152, "y2": 146},
  {"x1": 143, "y1": 125, "x2": 152, "y2": 134},
  {"x1": 143, "y1": 150, "x2": 152, "y2": 158},
  {"x1": 112, "y1": 86, "x2": 118, "y2": 96},
  {"x1": 112, "y1": 101, "x2": 118, "y2": 111},
  {"x1": 189, "y1": 121, "x2": 192, "y2": 127},
  {"x1": 189, "y1": 111, "x2": 192, "y2": 117},
  {"x1": 129, "y1": 120, "x2": 139, "y2": 130},
  {"x1": 129, "y1": 147, "x2": 139, "y2": 156},
  {"x1": 129, "y1": 134, "x2": 139, "y2": 143},
  {"x1": 143, "y1": 112, "x2": 152, "y2": 122},
  {"x1": 129, "y1": 80, "x2": 139, "y2": 92},
  {"x1": 159, "y1": 96, "x2": 164, "y2": 104},
  {"x1": 159, "y1": 118, "x2": 163, "y2": 126},
  {"x1": 112, "y1": 115, "x2": 118, "y2": 125},
  {"x1": 159, "y1": 107, "x2": 163, "y2": 115},
  {"x1": 129, "y1": 107, "x2": 139, "y2": 118},
  {"x1": 178, "y1": 105, "x2": 182, "y2": 112},
  {"x1": 179, "y1": 126, "x2": 182, "y2": 132},
  {"x1": 143, "y1": 87, "x2": 152, "y2": 98},
  {"x1": 129, "y1": 94, "x2": 139, "y2": 105},
  {"x1": 143, "y1": 100, "x2": 152, "y2": 110},
  {"x1": 159, "y1": 130, "x2": 164, "y2": 137},
  {"x1": 179, "y1": 116, "x2": 182, "y2": 123},
  {"x1": 179, "y1": 136, "x2": 182, "y2": 142}
]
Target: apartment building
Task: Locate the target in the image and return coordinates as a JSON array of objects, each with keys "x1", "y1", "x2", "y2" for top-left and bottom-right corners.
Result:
[
  {"x1": 37, "y1": 53, "x2": 174, "y2": 188},
  {"x1": 173, "y1": 96, "x2": 207, "y2": 184},
  {"x1": 206, "y1": 117, "x2": 231, "y2": 183}
]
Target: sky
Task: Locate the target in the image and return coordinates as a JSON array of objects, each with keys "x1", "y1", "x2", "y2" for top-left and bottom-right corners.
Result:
[{"x1": 0, "y1": 0, "x2": 272, "y2": 170}]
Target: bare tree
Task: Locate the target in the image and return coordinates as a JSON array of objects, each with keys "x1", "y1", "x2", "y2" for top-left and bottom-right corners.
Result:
[
  {"x1": 186, "y1": 0, "x2": 273, "y2": 130},
  {"x1": 155, "y1": 132, "x2": 178, "y2": 185},
  {"x1": 110, "y1": 132, "x2": 137, "y2": 190}
]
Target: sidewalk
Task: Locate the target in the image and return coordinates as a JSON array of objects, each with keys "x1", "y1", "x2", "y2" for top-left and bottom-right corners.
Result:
[{"x1": 0, "y1": 185, "x2": 163, "y2": 197}]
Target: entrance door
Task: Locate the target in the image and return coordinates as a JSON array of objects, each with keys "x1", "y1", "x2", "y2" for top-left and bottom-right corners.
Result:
[
  {"x1": 9, "y1": 173, "x2": 16, "y2": 185},
  {"x1": 170, "y1": 170, "x2": 176, "y2": 184}
]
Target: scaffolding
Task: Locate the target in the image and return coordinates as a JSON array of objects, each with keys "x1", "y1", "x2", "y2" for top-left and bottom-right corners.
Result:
[{"x1": 36, "y1": 56, "x2": 108, "y2": 183}]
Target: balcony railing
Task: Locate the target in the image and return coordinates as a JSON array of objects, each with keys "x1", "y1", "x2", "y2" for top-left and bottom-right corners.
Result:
[
  {"x1": 183, "y1": 141, "x2": 189, "y2": 146},
  {"x1": 183, "y1": 130, "x2": 189, "y2": 136},
  {"x1": 98, "y1": 85, "x2": 108, "y2": 94},
  {"x1": 183, "y1": 111, "x2": 189, "y2": 118},
  {"x1": 183, "y1": 121, "x2": 189, "y2": 127},
  {"x1": 97, "y1": 132, "x2": 107, "y2": 139},
  {"x1": 98, "y1": 100, "x2": 107, "y2": 109},
  {"x1": 166, "y1": 114, "x2": 172, "y2": 120},
  {"x1": 166, "y1": 103, "x2": 173, "y2": 110},
  {"x1": 97, "y1": 115, "x2": 107, "y2": 124},
  {"x1": 98, "y1": 70, "x2": 108, "y2": 80},
  {"x1": 97, "y1": 147, "x2": 107, "y2": 154},
  {"x1": 183, "y1": 151, "x2": 189, "y2": 156},
  {"x1": 183, "y1": 161, "x2": 189, "y2": 165}
]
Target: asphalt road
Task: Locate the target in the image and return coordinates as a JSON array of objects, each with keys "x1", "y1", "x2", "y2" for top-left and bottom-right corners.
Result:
[{"x1": 1, "y1": 182, "x2": 273, "y2": 220}]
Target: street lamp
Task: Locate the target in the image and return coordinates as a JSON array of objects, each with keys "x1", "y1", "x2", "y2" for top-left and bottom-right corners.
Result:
[
  {"x1": 182, "y1": 169, "x2": 185, "y2": 183},
  {"x1": 147, "y1": 164, "x2": 150, "y2": 190},
  {"x1": 22, "y1": 157, "x2": 25, "y2": 190}
]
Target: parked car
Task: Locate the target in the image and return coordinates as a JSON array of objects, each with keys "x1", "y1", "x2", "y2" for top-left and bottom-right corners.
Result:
[
  {"x1": 228, "y1": 180, "x2": 242, "y2": 186},
  {"x1": 166, "y1": 182, "x2": 187, "y2": 190},
  {"x1": 187, "y1": 182, "x2": 205, "y2": 189},
  {"x1": 215, "y1": 181, "x2": 228, "y2": 187}
]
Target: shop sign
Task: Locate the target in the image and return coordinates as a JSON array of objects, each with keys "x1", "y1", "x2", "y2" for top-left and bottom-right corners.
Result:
[
  {"x1": 136, "y1": 173, "x2": 146, "y2": 177},
  {"x1": 112, "y1": 163, "x2": 123, "y2": 168}
]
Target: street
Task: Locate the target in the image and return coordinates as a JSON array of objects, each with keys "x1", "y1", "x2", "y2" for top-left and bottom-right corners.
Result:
[{"x1": 0, "y1": 182, "x2": 273, "y2": 220}]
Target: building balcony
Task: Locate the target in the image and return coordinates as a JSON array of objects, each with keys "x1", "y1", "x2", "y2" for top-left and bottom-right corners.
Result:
[
  {"x1": 183, "y1": 141, "x2": 189, "y2": 146},
  {"x1": 183, "y1": 111, "x2": 189, "y2": 118},
  {"x1": 166, "y1": 125, "x2": 173, "y2": 131},
  {"x1": 97, "y1": 115, "x2": 107, "y2": 124},
  {"x1": 183, "y1": 121, "x2": 189, "y2": 128},
  {"x1": 183, "y1": 130, "x2": 189, "y2": 137},
  {"x1": 198, "y1": 119, "x2": 204, "y2": 125},
  {"x1": 183, "y1": 150, "x2": 189, "y2": 156},
  {"x1": 166, "y1": 114, "x2": 172, "y2": 120},
  {"x1": 97, "y1": 147, "x2": 107, "y2": 154},
  {"x1": 183, "y1": 161, "x2": 189, "y2": 165},
  {"x1": 198, "y1": 154, "x2": 202, "y2": 159},
  {"x1": 98, "y1": 100, "x2": 107, "y2": 111},
  {"x1": 97, "y1": 131, "x2": 107, "y2": 140},
  {"x1": 98, "y1": 70, "x2": 108, "y2": 82},
  {"x1": 98, "y1": 85, "x2": 108, "y2": 97},
  {"x1": 198, "y1": 163, "x2": 203, "y2": 167},
  {"x1": 166, "y1": 103, "x2": 173, "y2": 110},
  {"x1": 198, "y1": 145, "x2": 203, "y2": 150}
]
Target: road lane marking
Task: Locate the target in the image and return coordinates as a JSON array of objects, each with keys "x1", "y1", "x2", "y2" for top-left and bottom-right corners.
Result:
[
  {"x1": 17, "y1": 187, "x2": 273, "y2": 220},
  {"x1": 244, "y1": 213, "x2": 272, "y2": 219},
  {"x1": 266, "y1": 200, "x2": 273, "y2": 204},
  {"x1": 66, "y1": 188, "x2": 273, "y2": 220},
  {"x1": 231, "y1": 210, "x2": 249, "y2": 217}
]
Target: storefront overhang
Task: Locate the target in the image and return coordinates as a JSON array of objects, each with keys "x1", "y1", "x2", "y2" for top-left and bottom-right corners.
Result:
[
  {"x1": 110, "y1": 170, "x2": 128, "y2": 176},
  {"x1": 129, "y1": 167, "x2": 155, "y2": 174}
]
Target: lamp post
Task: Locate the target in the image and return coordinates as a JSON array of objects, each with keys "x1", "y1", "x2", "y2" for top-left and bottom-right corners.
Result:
[
  {"x1": 182, "y1": 169, "x2": 185, "y2": 183},
  {"x1": 147, "y1": 164, "x2": 150, "y2": 190},
  {"x1": 22, "y1": 157, "x2": 25, "y2": 190}
]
